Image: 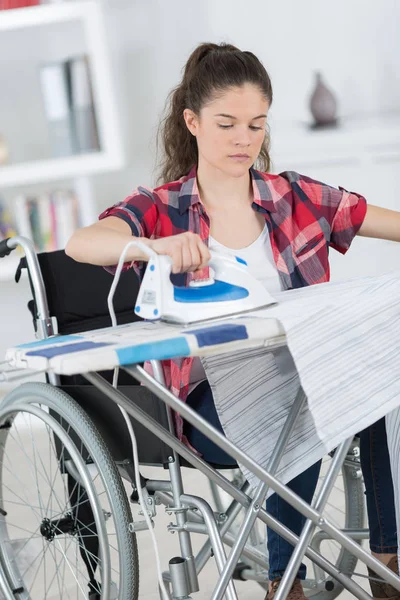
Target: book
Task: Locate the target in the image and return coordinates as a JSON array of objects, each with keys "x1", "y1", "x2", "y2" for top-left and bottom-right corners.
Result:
[
  {"x1": 28, "y1": 197, "x2": 42, "y2": 251},
  {"x1": 37, "y1": 193, "x2": 56, "y2": 251},
  {"x1": 12, "y1": 191, "x2": 79, "y2": 251},
  {"x1": 51, "y1": 189, "x2": 79, "y2": 249},
  {"x1": 0, "y1": 200, "x2": 16, "y2": 240},
  {"x1": 67, "y1": 55, "x2": 100, "y2": 153},
  {"x1": 39, "y1": 62, "x2": 75, "y2": 158},
  {"x1": 14, "y1": 195, "x2": 33, "y2": 241},
  {"x1": 0, "y1": 1, "x2": 40, "y2": 9}
]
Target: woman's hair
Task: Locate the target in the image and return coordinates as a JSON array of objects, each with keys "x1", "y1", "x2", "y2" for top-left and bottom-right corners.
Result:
[{"x1": 157, "y1": 42, "x2": 273, "y2": 183}]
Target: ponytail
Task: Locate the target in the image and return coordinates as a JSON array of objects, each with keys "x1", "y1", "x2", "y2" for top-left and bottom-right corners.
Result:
[{"x1": 157, "y1": 42, "x2": 273, "y2": 183}]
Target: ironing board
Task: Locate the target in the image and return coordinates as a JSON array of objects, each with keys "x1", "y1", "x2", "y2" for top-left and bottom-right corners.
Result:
[{"x1": 3, "y1": 269, "x2": 400, "y2": 600}]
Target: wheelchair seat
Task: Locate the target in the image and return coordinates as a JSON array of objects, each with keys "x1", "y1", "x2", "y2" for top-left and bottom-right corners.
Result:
[{"x1": 17, "y1": 250, "x2": 237, "y2": 470}]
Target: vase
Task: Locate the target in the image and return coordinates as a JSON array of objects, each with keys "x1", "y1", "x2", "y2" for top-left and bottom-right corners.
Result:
[{"x1": 309, "y1": 72, "x2": 338, "y2": 128}]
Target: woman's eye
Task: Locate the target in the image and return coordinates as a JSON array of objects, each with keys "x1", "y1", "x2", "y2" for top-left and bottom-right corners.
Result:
[{"x1": 217, "y1": 124, "x2": 264, "y2": 130}]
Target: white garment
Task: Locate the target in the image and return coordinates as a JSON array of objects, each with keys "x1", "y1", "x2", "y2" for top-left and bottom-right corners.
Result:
[
  {"x1": 201, "y1": 270, "x2": 400, "y2": 492},
  {"x1": 210, "y1": 224, "x2": 282, "y2": 295},
  {"x1": 189, "y1": 225, "x2": 283, "y2": 389}
]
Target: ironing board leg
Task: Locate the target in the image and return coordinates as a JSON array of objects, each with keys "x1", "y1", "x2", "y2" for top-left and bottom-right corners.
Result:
[
  {"x1": 210, "y1": 388, "x2": 307, "y2": 600},
  {"x1": 273, "y1": 437, "x2": 354, "y2": 600},
  {"x1": 84, "y1": 370, "x2": 400, "y2": 595}
]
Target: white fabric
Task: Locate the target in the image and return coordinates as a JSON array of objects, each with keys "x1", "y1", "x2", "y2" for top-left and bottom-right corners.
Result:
[
  {"x1": 209, "y1": 224, "x2": 282, "y2": 295},
  {"x1": 201, "y1": 270, "x2": 400, "y2": 494}
]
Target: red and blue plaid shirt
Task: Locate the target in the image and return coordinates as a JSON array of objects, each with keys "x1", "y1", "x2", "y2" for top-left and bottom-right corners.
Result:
[{"x1": 99, "y1": 166, "x2": 367, "y2": 443}]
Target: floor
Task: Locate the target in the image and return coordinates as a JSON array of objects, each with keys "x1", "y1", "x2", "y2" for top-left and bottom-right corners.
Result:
[
  {"x1": 0, "y1": 391, "x2": 372, "y2": 599},
  {"x1": 132, "y1": 466, "x2": 371, "y2": 600}
]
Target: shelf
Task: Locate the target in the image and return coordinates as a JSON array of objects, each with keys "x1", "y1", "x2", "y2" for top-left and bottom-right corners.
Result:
[
  {"x1": 0, "y1": 1, "x2": 96, "y2": 31},
  {"x1": 0, "y1": 0, "x2": 125, "y2": 188},
  {"x1": 271, "y1": 113, "x2": 400, "y2": 169},
  {"x1": 0, "y1": 256, "x2": 20, "y2": 283},
  {"x1": 0, "y1": 150, "x2": 124, "y2": 188}
]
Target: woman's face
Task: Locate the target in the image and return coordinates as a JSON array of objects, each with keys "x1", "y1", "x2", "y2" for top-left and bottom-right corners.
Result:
[{"x1": 184, "y1": 83, "x2": 269, "y2": 178}]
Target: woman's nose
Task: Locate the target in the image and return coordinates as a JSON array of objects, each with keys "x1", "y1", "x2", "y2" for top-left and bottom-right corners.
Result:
[{"x1": 233, "y1": 127, "x2": 251, "y2": 146}]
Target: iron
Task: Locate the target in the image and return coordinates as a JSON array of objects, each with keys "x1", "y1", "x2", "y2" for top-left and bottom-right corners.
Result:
[{"x1": 134, "y1": 251, "x2": 277, "y2": 325}]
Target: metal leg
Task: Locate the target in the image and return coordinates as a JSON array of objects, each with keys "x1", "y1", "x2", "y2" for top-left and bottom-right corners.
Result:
[
  {"x1": 210, "y1": 388, "x2": 307, "y2": 600},
  {"x1": 84, "y1": 370, "x2": 400, "y2": 595},
  {"x1": 274, "y1": 437, "x2": 354, "y2": 600},
  {"x1": 193, "y1": 482, "x2": 251, "y2": 575},
  {"x1": 167, "y1": 456, "x2": 199, "y2": 594},
  {"x1": 151, "y1": 361, "x2": 199, "y2": 595},
  {"x1": 180, "y1": 495, "x2": 238, "y2": 600},
  {"x1": 209, "y1": 479, "x2": 227, "y2": 514}
]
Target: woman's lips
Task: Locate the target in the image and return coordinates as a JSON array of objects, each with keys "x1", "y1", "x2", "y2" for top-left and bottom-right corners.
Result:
[{"x1": 229, "y1": 154, "x2": 250, "y2": 162}]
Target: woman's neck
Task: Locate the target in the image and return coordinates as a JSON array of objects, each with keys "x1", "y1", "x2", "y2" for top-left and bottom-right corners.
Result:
[{"x1": 196, "y1": 161, "x2": 252, "y2": 211}]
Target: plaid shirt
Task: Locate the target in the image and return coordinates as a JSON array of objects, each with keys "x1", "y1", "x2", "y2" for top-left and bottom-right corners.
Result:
[{"x1": 99, "y1": 166, "x2": 367, "y2": 444}]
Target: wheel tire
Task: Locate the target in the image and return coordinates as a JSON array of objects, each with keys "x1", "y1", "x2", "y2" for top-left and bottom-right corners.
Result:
[{"x1": 0, "y1": 382, "x2": 139, "y2": 600}]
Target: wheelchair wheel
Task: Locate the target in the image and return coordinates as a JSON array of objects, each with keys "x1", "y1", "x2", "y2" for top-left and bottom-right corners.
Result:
[
  {"x1": 0, "y1": 382, "x2": 139, "y2": 600},
  {"x1": 215, "y1": 439, "x2": 365, "y2": 600}
]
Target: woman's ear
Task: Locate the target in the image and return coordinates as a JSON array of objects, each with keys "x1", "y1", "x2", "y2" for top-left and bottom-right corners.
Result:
[{"x1": 183, "y1": 109, "x2": 199, "y2": 136}]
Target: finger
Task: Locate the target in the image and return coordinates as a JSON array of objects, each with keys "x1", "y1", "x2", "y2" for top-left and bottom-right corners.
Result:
[
  {"x1": 186, "y1": 242, "x2": 202, "y2": 271},
  {"x1": 170, "y1": 248, "x2": 182, "y2": 274},
  {"x1": 198, "y1": 240, "x2": 211, "y2": 269},
  {"x1": 180, "y1": 242, "x2": 193, "y2": 272}
]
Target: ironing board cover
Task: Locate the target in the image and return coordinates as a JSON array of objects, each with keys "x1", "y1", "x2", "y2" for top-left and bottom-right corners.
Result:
[{"x1": 5, "y1": 317, "x2": 285, "y2": 376}]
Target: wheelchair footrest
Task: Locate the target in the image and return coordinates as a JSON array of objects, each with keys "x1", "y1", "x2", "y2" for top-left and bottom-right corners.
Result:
[{"x1": 129, "y1": 520, "x2": 154, "y2": 532}]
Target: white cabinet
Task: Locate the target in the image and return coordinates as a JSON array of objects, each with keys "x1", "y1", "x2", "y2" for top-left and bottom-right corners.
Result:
[{"x1": 0, "y1": 1, "x2": 125, "y2": 281}]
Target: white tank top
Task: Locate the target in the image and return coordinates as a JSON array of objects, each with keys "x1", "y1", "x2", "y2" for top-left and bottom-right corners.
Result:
[
  {"x1": 209, "y1": 224, "x2": 282, "y2": 294},
  {"x1": 189, "y1": 224, "x2": 282, "y2": 387}
]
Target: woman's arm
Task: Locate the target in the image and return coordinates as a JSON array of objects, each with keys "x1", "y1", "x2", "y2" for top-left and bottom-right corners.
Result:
[
  {"x1": 65, "y1": 217, "x2": 150, "y2": 265},
  {"x1": 358, "y1": 204, "x2": 400, "y2": 242},
  {"x1": 66, "y1": 217, "x2": 211, "y2": 273}
]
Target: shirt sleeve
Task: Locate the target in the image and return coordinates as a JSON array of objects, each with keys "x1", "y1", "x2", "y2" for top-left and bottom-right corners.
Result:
[
  {"x1": 98, "y1": 186, "x2": 158, "y2": 239},
  {"x1": 296, "y1": 175, "x2": 367, "y2": 255},
  {"x1": 98, "y1": 186, "x2": 158, "y2": 279}
]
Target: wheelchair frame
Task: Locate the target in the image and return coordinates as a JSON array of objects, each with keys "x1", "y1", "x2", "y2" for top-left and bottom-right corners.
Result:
[{"x1": 1, "y1": 235, "x2": 399, "y2": 600}]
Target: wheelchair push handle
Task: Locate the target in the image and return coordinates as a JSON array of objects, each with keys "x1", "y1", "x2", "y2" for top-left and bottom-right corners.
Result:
[
  {"x1": 1, "y1": 235, "x2": 54, "y2": 337},
  {"x1": 0, "y1": 238, "x2": 14, "y2": 258}
]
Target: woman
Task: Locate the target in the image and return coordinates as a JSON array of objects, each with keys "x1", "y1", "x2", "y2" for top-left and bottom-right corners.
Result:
[{"x1": 66, "y1": 42, "x2": 400, "y2": 599}]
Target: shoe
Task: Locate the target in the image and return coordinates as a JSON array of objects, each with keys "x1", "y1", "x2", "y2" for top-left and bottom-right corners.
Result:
[
  {"x1": 265, "y1": 577, "x2": 306, "y2": 599},
  {"x1": 368, "y1": 555, "x2": 400, "y2": 599}
]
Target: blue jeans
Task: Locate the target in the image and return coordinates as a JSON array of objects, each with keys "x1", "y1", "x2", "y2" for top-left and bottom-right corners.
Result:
[{"x1": 184, "y1": 381, "x2": 397, "y2": 581}]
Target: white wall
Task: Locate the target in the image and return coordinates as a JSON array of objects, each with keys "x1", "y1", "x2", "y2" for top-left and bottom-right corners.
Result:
[
  {"x1": 90, "y1": 0, "x2": 400, "y2": 207},
  {"x1": 1, "y1": 0, "x2": 399, "y2": 201},
  {"x1": 1, "y1": 0, "x2": 400, "y2": 354}
]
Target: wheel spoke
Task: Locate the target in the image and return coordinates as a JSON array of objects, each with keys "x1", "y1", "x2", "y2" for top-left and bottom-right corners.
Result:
[
  {"x1": 0, "y1": 400, "x2": 133, "y2": 599},
  {"x1": 54, "y1": 538, "x2": 91, "y2": 597}
]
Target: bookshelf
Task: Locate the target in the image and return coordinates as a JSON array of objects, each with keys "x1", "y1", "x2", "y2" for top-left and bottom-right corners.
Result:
[
  {"x1": 0, "y1": 152, "x2": 123, "y2": 188},
  {"x1": 0, "y1": 1, "x2": 125, "y2": 282}
]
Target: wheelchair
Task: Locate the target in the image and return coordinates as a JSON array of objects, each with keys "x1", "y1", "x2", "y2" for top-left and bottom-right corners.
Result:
[{"x1": 0, "y1": 236, "x2": 367, "y2": 599}]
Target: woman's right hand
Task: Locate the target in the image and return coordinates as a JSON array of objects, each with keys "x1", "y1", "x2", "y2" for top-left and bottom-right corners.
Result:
[{"x1": 142, "y1": 232, "x2": 211, "y2": 274}]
